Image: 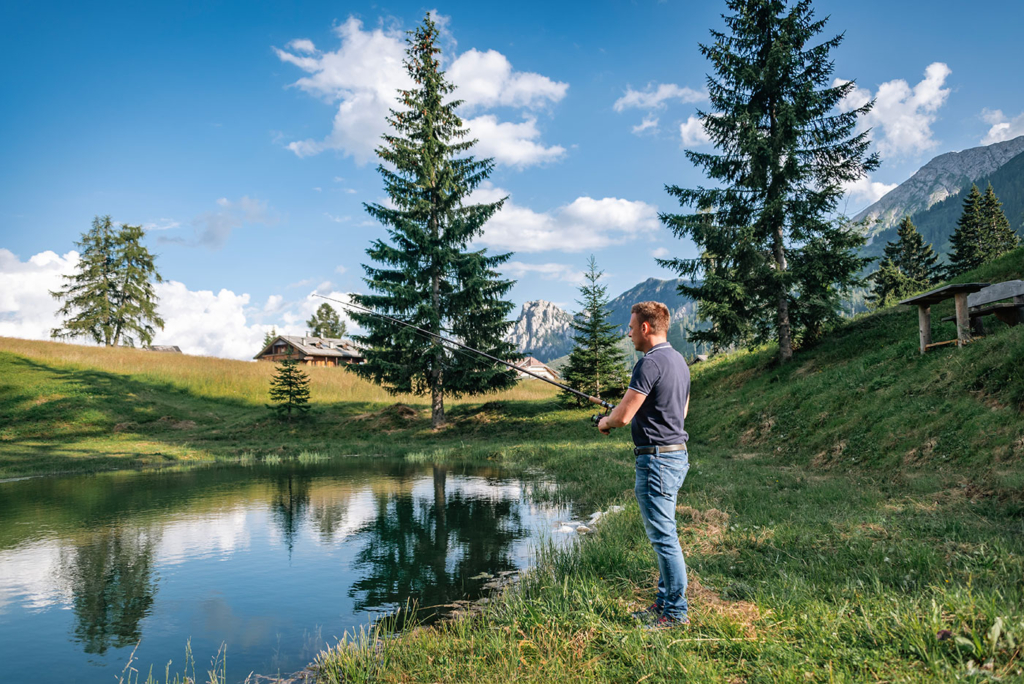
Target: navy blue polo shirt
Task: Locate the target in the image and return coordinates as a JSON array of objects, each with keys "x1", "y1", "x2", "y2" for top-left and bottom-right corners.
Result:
[{"x1": 628, "y1": 342, "x2": 690, "y2": 447}]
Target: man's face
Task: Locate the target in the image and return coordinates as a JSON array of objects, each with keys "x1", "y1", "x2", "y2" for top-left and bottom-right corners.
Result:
[{"x1": 627, "y1": 313, "x2": 646, "y2": 351}]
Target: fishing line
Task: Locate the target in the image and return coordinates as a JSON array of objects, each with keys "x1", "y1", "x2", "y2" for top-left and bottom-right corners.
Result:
[{"x1": 312, "y1": 293, "x2": 617, "y2": 411}]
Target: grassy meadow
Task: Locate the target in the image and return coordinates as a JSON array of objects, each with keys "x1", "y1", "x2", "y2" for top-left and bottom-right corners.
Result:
[{"x1": 2, "y1": 249, "x2": 1024, "y2": 681}]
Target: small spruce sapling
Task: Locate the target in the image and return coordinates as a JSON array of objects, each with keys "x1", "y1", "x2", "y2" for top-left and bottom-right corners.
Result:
[{"x1": 268, "y1": 359, "x2": 311, "y2": 420}]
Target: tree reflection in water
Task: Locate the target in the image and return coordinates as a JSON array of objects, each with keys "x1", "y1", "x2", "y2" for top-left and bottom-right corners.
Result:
[
  {"x1": 349, "y1": 466, "x2": 529, "y2": 626},
  {"x1": 59, "y1": 526, "x2": 158, "y2": 655}
]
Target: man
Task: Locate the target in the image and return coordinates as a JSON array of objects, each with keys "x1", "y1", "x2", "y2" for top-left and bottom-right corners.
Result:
[{"x1": 598, "y1": 301, "x2": 691, "y2": 628}]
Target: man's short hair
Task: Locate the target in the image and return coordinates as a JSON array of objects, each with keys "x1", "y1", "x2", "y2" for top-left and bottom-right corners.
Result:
[{"x1": 631, "y1": 301, "x2": 670, "y2": 334}]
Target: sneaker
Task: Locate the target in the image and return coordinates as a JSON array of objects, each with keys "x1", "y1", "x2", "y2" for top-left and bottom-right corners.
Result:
[
  {"x1": 630, "y1": 603, "x2": 661, "y2": 622},
  {"x1": 643, "y1": 614, "x2": 690, "y2": 631}
]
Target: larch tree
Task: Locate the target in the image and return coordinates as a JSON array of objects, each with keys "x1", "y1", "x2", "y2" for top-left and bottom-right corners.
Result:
[
  {"x1": 868, "y1": 216, "x2": 941, "y2": 306},
  {"x1": 560, "y1": 256, "x2": 629, "y2": 407},
  {"x1": 51, "y1": 216, "x2": 164, "y2": 347},
  {"x1": 350, "y1": 14, "x2": 520, "y2": 428},
  {"x1": 659, "y1": 0, "x2": 879, "y2": 363},
  {"x1": 307, "y1": 303, "x2": 347, "y2": 338}
]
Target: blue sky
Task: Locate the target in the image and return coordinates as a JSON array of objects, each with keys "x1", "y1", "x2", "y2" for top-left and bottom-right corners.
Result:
[{"x1": 2, "y1": 0, "x2": 1023, "y2": 357}]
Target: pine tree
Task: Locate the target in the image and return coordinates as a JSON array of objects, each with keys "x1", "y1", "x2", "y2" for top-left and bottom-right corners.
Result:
[
  {"x1": 263, "y1": 327, "x2": 279, "y2": 348},
  {"x1": 978, "y1": 183, "x2": 1020, "y2": 262},
  {"x1": 51, "y1": 216, "x2": 164, "y2": 347},
  {"x1": 350, "y1": 14, "x2": 519, "y2": 428},
  {"x1": 560, "y1": 257, "x2": 629, "y2": 407},
  {"x1": 868, "y1": 216, "x2": 941, "y2": 306},
  {"x1": 267, "y1": 359, "x2": 311, "y2": 420},
  {"x1": 948, "y1": 184, "x2": 984, "y2": 277},
  {"x1": 659, "y1": 0, "x2": 879, "y2": 363},
  {"x1": 306, "y1": 303, "x2": 346, "y2": 338}
]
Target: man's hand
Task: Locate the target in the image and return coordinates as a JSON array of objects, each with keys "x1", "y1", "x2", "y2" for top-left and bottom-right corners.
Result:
[{"x1": 598, "y1": 416, "x2": 612, "y2": 435}]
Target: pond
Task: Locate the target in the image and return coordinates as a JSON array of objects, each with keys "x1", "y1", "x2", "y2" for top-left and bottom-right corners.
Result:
[{"x1": 0, "y1": 459, "x2": 576, "y2": 682}]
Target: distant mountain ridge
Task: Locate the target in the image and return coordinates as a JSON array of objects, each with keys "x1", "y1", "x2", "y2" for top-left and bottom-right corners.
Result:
[
  {"x1": 508, "y1": 278, "x2": 700, "y2": 364},
  {"x1": 853, "y1": 136, "x2": 1024, "y2": 236}
]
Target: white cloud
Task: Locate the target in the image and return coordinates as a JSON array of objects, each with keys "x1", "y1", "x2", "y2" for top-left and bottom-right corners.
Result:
[
  {"x1": 502, "y1": 261, "x2": 585, "y2": 284},
  {"x1": 313, "y1": 186, "x2": 322, "y2": 192},
  {"x1": 471, "y1": 185, "x2": 660, "y2": 253},
  {"x1": 632, "y1": 116, "x2": 659, "y2": 135},
  {"x1": 680, "y1": 115, "x2": 711, "y2": 146},
  {"x1": 264, "y1": 294, "x2": 284, "y2": 313},
  {"x1": 158, "y1": 196, "x2": 276, "y2": 250},
  {"x1": 980, "y1": 108, "x2": 1024, "y2": 145},
  {"x1": 275, "y1": 15, "x2": 566, "y2": 168},
  {"x1": 613, "y1": 83, "x2": 706, "y2": 112},
  {"x1": 843, "y1": 175, "x2": 899, "y2": 208},
  {"x1": 0, "y1": 249, "x2": 363, "y2": 359},
  {"x1": 142, "y1": 219, "x2": 180, "y2": 232},
  {"x1": 651, "y1": 247, "x2": 670, "y2": 259},
  {"x1": 334, "y1": 265, "x2": 348, "y2": 275},
  {"x1": 464, "y1": 115, "x2": 565, "y2": 168},
  {"x1": 0, "y1": 248, "x2": 78, "y2": 341},
  {"x1": 324, "y1": 213, "x2": 349, "y2": 223},
  {"x1": 836, "y1": 62, "x2": 952, "y2": 159},
  {"x1": 447, "y1": 48, "x2": 567, "y2": 110},
  {"x1": 287, "y1": 38, "x2": 317, "y2": 54}
]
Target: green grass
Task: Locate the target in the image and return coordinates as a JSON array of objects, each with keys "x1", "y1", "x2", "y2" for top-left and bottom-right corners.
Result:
[{"x1": 3, "y1": 250, "x2": 1024, "y2": 681}]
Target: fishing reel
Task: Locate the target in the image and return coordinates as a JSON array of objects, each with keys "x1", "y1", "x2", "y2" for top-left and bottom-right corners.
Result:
[{"x1": 590, "y1": 403, "x2": 613, "y2": 430}]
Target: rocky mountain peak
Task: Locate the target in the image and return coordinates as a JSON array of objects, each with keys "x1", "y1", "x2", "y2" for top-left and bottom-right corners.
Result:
[
  {"x1": 506, "y1": 300, "x2": 575, "y2": 362},
  {"x1": 853, "y1": 135, "x2": 1024, "y2": 235}
]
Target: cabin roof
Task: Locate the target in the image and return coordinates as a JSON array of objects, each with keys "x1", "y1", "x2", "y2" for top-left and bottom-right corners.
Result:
[{"x1": 254, "y1": 335, "x2": 363, "y2": 360}]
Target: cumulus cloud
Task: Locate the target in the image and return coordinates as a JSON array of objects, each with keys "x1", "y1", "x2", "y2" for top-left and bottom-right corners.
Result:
[
  {"x1": 843, "y1": 175, "x2": 899, "y2": 208},
  {"x1": 470, "y1": 185, "x2": 660, "y2": 253},
  {"x1": 651, "y1": 247, "x2": 670, "y2": 259},
  {"x1": 464, "y1": 115, "x2": 565, "y2": 168},
  {"x1": 980, "y1": 108, "x2": 1024, "y2": 145},
  {"x1": 613, "y1": 83, "x2": 706, "y2": 112},
  {"x1": 276, "y1": 16, "x2": 566, "y2": 167},
  {"x1": 447, "y1": 48, "x2": 568, "y2": 110},
  {"x1": 680, "y1": 115, "x2": 712, "y2": 147},
  {"x1": 0, "y1": 248, "x2": 78, "y2": 340},
  {"x1": 836, "y1": 62, "x2": 952, "y2": 159},
  {"x1": 502, "y1": 261, "x2": 585, "y2": 284},
  {"x1": 0, "y1": 249, "x2": 358, "y2": 359}
]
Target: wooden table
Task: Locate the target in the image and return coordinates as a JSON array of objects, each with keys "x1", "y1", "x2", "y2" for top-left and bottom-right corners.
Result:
[{"x1": 898, "y1": 283, "x2": 989, "y2": 354}]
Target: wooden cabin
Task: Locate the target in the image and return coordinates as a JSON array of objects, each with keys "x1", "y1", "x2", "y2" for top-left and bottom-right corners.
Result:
[
  {"x1": 513, "y1": 356, "x2": 560, "y2": 381},
  {"x1": 254, "y1": 335, "x2": 364, "y2": 367}
]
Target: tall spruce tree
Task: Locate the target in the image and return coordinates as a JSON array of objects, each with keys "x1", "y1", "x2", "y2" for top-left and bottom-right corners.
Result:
[
  {"x1": 350, "y1": 14, "x2": 519, "y2": 428},
  {"x1": 868, "y1": 216, "x2": 941, "y2": 306},
  {"x1": 560, "y1": 257, "x2": 629, "y2": 407},
  {"x1": 307, "y1": 303, "x2": 346, "y2": 338},
  {"x1": 948, "y1": 184, "x2": 985, "y2": 277},
  {"x1": 979, "y1": 183, "x2": 1020, "y2": 261},
  {"x1": 659, "y1": 0, "x2": 879, "y2": 362},
  {"x1": 51, "y1": 216, "x2": 164, "y2": 347}
]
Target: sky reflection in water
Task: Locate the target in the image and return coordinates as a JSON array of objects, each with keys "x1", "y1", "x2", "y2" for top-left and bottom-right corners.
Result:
[{"x1": 0, "y1": 459, "x2": 572, "y2": 682}]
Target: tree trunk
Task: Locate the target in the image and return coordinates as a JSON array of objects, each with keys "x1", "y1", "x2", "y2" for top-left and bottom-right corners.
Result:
[
  {"x1": 772, "y1": 224, "x2": 793, "y2": 364},
  {"x1": 430, "y1": 214, "x2": 445, "y2": 429}
]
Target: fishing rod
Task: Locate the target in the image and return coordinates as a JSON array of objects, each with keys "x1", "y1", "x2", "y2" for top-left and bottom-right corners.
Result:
[{"x1": 312, "y1": 293, "x2": 617, "y2": 421}]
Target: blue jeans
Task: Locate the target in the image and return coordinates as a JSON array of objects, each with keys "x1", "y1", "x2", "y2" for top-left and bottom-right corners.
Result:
[{"x1": 634, "y1": 449, "x2": 689, "y2": 620}]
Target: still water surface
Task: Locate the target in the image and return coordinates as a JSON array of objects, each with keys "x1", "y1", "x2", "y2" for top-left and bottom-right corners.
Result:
[{"x1": 0, "y1": 459, "x2": 573, "y2": 682}]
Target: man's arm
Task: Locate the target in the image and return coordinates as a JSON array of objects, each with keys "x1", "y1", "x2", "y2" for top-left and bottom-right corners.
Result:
[{"x1": 597, "y1": 389, "x2": 647, "y2": 435}]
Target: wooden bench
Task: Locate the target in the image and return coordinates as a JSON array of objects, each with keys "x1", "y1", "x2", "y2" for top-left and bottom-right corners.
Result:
[
  {"x1": 898, "y1": 283, "x2": 989, "y2": 354},
  {"x1": 939, "y1": 279, "x2": 1024, "y2": 334}
]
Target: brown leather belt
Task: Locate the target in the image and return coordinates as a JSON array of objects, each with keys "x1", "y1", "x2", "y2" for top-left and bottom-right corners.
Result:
[{"x1": 633, "y1": 444, "x2": 688, "y2": 455}]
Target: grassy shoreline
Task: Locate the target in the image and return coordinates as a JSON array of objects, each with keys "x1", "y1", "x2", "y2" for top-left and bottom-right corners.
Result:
[{"x1": 3, "y1": 250, "x2": 1024, "y2": 681}]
